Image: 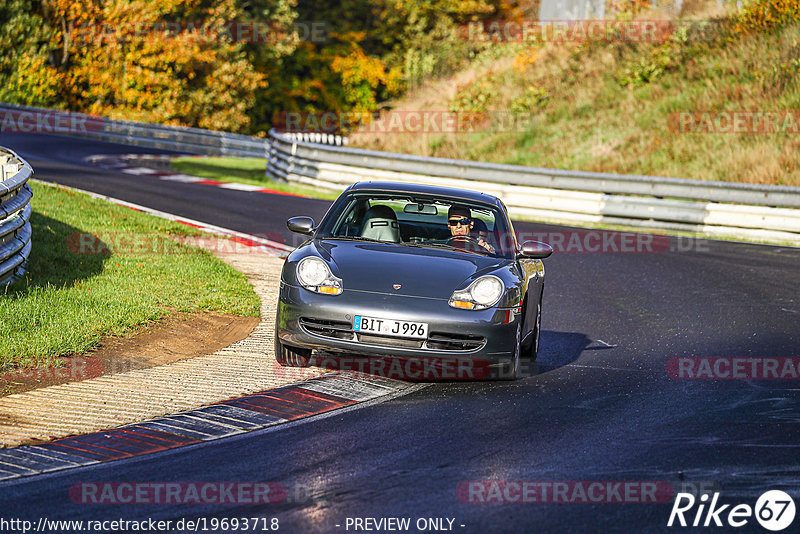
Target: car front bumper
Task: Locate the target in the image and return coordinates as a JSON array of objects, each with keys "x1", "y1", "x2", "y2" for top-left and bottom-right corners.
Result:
[{"x1": 276, "y1": 282, "x2": 521, "y2": 378}]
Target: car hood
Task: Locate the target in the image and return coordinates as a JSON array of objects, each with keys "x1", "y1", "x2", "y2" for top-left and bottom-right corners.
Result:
[{"x1": 314, "y1": 240, "x2": 510, "y2": 299}]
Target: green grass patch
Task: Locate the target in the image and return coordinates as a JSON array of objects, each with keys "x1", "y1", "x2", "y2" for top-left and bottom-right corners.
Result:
[
  {"x1": 350, "y1": 1, "x2": 800, "y2": 187},
  {"x1": 170, "y1": 156, "x2": 339, "y2": 200},
  {"x1": 0, "y1": 182, "x2": 260, "y2": 369}
]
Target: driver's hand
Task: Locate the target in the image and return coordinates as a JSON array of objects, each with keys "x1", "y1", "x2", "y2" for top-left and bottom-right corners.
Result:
[{"x1": 478, "y1": 238, "x2": 495, "y2": 253}]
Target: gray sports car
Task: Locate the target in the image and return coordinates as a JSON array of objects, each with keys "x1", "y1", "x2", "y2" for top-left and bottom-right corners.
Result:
[{"x1": 274, "y1": 181, "x2": 552, "y2": 380}]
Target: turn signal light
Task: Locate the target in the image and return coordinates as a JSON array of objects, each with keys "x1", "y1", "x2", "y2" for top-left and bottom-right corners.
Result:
[
  {"x1": 451, "y1": 300, "x2": 475, "y2": 309},
  {"x1": 318, "y1": 286, "x2": 342, "y2": 295}
]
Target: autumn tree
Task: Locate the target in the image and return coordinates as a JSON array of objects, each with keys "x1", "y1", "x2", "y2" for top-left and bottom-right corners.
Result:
[
  {"x1": 0, "y1": 0, "x2": 60, "y2": 106},
  {"x1": 259, "y1": 0, "x2": 501, "y2": 132},
  {"x1": 1, "y1": 0, "x2": 521, "y2": 133},
  {"x1": 50, "y1": 0, "x2": 278, "y2": 132}
]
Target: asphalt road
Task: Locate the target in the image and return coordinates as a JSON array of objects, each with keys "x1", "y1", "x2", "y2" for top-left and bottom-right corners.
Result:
[{"x1": 2, "y1": 133, "x2": 799, "y2": 533}]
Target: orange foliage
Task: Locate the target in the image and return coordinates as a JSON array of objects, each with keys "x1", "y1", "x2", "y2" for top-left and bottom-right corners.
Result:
[
  {"x1": 44, "y1": 0, "x2": 266, "y2": 132},
  {"x1": 735, "y1": 0, "x2": 800, "y2": 33}
]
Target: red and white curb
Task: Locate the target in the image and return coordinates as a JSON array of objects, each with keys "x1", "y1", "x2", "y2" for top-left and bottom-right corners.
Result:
[
  {"x1": 33, "y1": 179, "x2": 294, "y2": 257},
  {"x1": 86, "y1": 153, "x2": 305, "y2": 198},
  {"x1": 0, "y1": 374, "x2": 411, "y2": 481}
]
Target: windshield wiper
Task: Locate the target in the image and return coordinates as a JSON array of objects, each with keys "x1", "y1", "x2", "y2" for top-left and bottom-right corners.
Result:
[{"x1": 322, "y1": 236, "x2": 384, "y2": 243}]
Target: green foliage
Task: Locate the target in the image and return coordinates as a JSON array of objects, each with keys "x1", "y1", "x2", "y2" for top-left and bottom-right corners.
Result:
[
  {"x1": 509, "y1": 85, "x2": 549, "y2": 114},
  {"x1": 450, "y1": 78, "x2": 496, "y2": 112},
  {"x1": 614, "y1": 26, "x2": 689, "y2": 87},
  {"x1": 0, "y1": 0, "x2": 59, "y2": 106},
  {"x1": 260, "y1": 0, "x2": 496, "y2": 130},
  {"x1": 758, "y1": 39, "x2": 800, "y2": 93},
  {"x1": 379, "y1": 0, "x2": 495, "y2": 89}
]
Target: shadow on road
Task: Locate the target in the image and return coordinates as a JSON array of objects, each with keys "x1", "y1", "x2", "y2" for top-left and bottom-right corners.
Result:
[
  {"x1": 287, "y1": 330, "x2": 597, "y2": 381},
  {"x1": 535, "y1": 330, "x2": 594, "y2": 373}
]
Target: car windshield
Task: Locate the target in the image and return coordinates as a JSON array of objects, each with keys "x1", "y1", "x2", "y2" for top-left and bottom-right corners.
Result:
[{"x1": 316, "y1": 192, "x2": 515, "y2": 258}]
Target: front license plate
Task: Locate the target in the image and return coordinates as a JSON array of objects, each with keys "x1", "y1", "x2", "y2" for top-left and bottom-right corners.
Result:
[{"x1": 353, "y1": 315, "x2": 428, "y2": 339}]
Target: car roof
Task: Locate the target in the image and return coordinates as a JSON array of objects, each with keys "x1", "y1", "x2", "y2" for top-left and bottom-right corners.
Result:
[{"x1": 344, "y1": 181, "x2": 503, "y2": 208}]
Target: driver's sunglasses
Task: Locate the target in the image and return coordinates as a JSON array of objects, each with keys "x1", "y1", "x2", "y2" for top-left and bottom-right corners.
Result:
[{"x1": 448, "y1": 218, "x2": 471, "y2": 227}]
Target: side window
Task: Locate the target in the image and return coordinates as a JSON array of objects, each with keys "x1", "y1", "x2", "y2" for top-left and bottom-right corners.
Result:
[{"x1": 336, "y1": 199, "x2": 369, "y2": 236}]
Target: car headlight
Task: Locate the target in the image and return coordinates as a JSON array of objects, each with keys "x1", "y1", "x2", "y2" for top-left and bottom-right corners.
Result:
[
  {"x1": 296, "y1": 257, "x2": 342, "y2": 295},
  {"x1": 449, "y1": 275, "x2": 504, "y2": 310}
]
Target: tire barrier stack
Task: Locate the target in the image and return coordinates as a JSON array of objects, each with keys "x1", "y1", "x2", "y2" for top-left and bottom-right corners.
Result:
[{"x1": 0, "y1": 147, "x2": 33, "y2": 286}]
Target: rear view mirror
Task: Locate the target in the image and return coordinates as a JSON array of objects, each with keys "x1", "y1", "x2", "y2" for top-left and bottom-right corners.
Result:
[
  {"x1": 520, "y1": 240, "x2": 553, "y2": 259},
  {"x1": 403, "y1": 203, "x2": 437, "y2": 215},
  {"x1": 287, "y1": 216, "x2": 315, "y2": 235}
]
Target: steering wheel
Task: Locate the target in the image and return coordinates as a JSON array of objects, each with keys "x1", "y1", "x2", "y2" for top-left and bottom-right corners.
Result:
[{"x1": 447, "y1": 235, "x2": 483, "y2": 249}]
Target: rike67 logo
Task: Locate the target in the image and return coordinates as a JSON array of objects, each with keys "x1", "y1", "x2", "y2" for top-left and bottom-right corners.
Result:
[{"x1": 668, "y1": 490, "x2": 796, "y2": 531}]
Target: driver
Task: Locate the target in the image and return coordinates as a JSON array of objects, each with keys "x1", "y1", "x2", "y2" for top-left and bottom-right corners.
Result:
[{"x1": 448, "y1": 205, "x2": 495, "y2": 253}]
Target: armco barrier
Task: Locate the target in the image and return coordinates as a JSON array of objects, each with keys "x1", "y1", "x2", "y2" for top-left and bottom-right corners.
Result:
[
  {"x1": 2, "y1": 102, "x2": 799, "y2": 243},
  {"x1": 0, "y1": 147, "x2": 33, "y2": 286},
  {"x1": 0, "y1": 102, "x2": 345, "y2": 157},
  {"x1": 266, "y1": 129, "x2": 800, "y2": 244}
]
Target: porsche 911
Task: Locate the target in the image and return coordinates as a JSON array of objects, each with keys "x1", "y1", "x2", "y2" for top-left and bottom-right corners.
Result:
[{"x1": 274, "y1": 181, "x2": 552, "y2": 380}]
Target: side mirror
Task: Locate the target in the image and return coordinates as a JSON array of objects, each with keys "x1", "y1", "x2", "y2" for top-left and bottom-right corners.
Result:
[
  {"x1": 519, "y1": 240, "x2": 553, "y2": 259},
  {"x1": 287, "y1": 216, "x2": 315, "y2": 235}
]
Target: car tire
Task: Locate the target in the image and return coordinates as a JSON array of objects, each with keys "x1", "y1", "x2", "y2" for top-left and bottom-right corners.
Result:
[
  {"x1": 508, "y1": 296, "x2": 541, "y2": 380},
  {"x1": 275, "y1": 337, "x2": 312, "y2": 367},
  {"x1": 504, "y1": 318, "x2": 524, "y2": 381},
  {"x1": 528, "y1": 298, "x2": 542, "y2": 362}
]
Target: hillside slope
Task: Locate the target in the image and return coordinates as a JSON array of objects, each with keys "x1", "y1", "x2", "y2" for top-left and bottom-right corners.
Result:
[{"x1": 349, "y1": 0, "x2": 800, "y2": 186}]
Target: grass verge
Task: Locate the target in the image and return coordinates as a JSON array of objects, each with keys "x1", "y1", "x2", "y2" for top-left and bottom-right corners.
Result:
[
  {"x1": 350, "y1": 0, "x2": 800, "y2": 186},
  {"x1": 0, "y1": 182, "x2": 260, "y2": 369},
  {"x1": 170, "y1": 156, "x2": 339, "y2": 200}
]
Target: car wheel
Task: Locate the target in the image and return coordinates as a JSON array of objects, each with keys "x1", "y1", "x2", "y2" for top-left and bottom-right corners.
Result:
[
  {"x1": 529, "y1": 298, "x2": 542, "y2": 362},
  {"x1": 275, "y1": 336, "x2": 312, "y2": 367},
  {"x1": 504, "y1": 318, "x2": 523, "y2": 380}
]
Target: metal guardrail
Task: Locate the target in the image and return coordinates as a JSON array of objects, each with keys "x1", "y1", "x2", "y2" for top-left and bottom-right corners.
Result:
[
  {"x1": 267, "y1": 129, "x2": 800, "y2": 243},
  {"x1": 0, "y1": 147, "x2": 33, "y2": 286},
  {"x1": 0, "y1": 102, "x2": 346, "y2": 157},
  {"x1": 2, "y1": 101, "x2": 799, "y2": 243}
]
